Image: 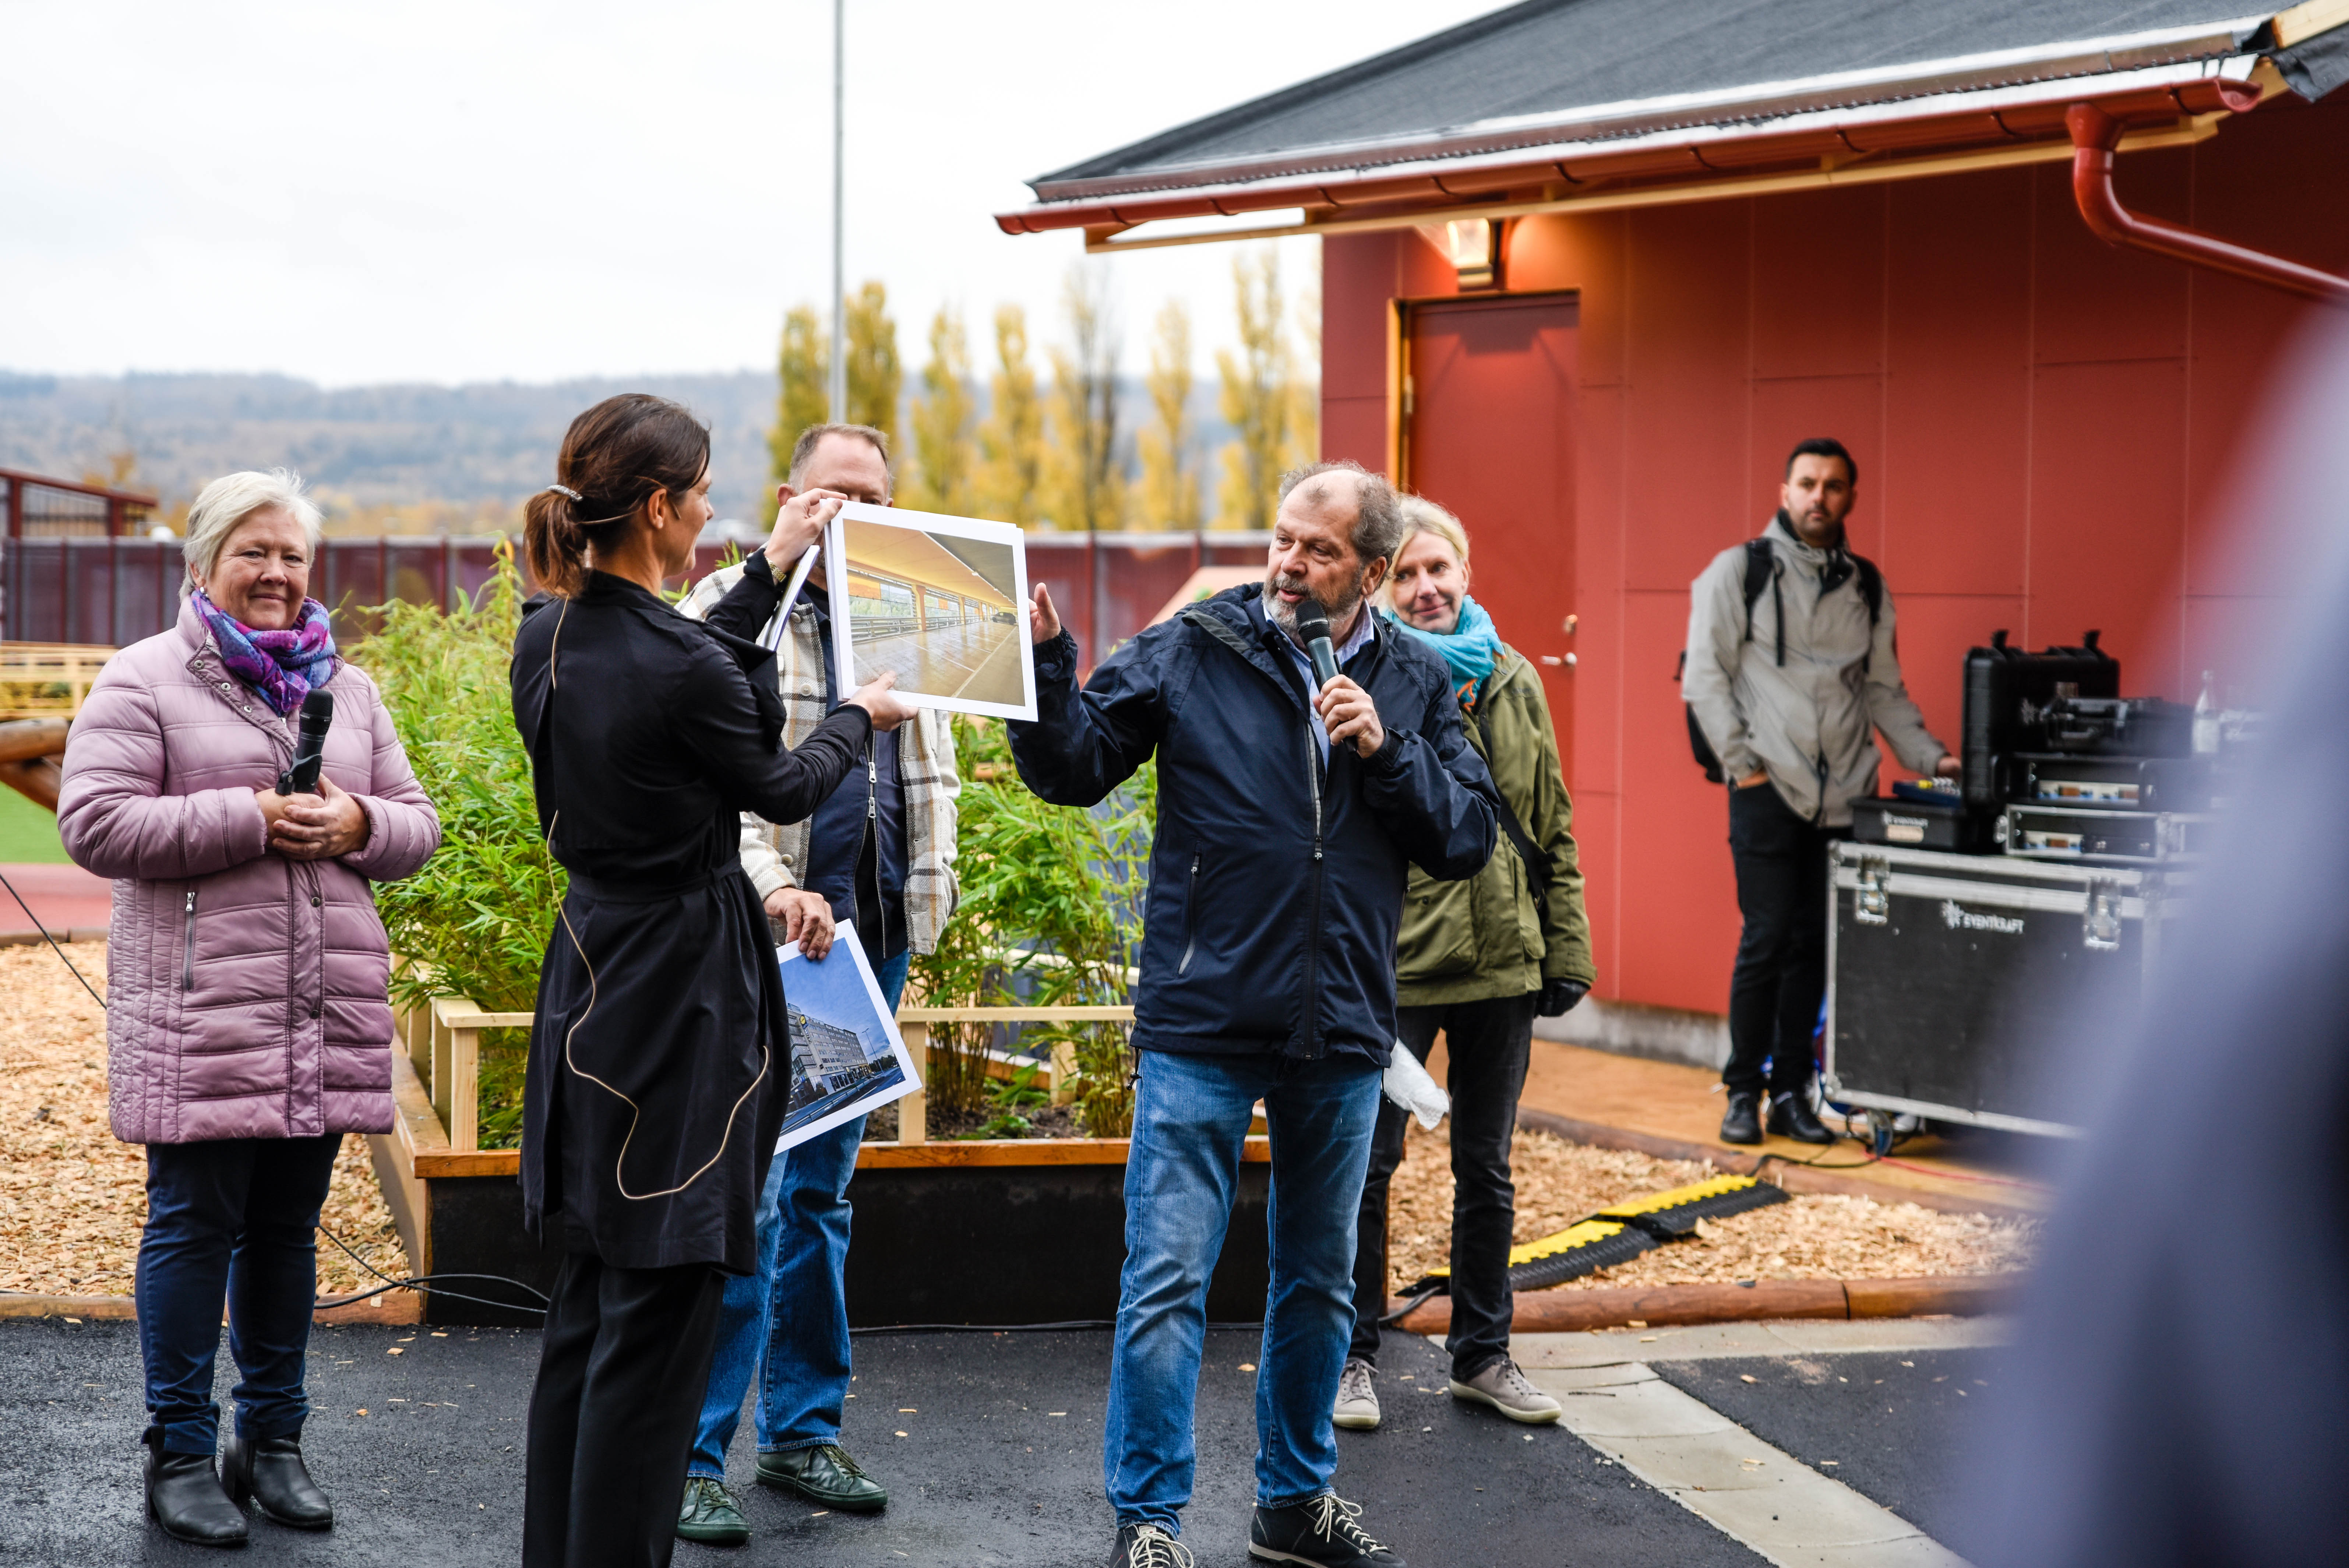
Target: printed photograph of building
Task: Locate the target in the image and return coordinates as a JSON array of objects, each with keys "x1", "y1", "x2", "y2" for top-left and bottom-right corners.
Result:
[{"x1": 784, "y1": 1001, "x2": 906, "y2": 1123}]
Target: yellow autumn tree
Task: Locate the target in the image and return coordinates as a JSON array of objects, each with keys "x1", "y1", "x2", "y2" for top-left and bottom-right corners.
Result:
[
  {"x1": 764, "y1": 306, "x2": 830, "y2": 521},
  {"x1": 843, "y1": 281, "x2": 902, "y2": 450},
  {"x1": 976, "y1": 305, "x2": 1044, "y2": 527},
  {"x1": 1215, "y1": 248, "x2": 1311, "y2": 531},
  {"x1": 1043, "y1": 267, "x2": 1125, "y2": 532},
  {"x1": 1135, "y1": 299, "x2": 1200, "y2": 531},
  {"x1": 904, "y1": 306, "x2": 978, "y2": 516}
]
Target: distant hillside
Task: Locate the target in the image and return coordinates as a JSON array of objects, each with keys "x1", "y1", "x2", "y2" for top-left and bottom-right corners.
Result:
[
  {"x1": 0, "y1": 369, "x2": 780, "y2": 524},
  {"x1": 0, "y1": 369, "x2": 1237, "y2": 530}
]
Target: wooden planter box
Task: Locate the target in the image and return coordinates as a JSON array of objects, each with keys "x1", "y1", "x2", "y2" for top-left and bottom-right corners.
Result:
[{"x1": 368, "y1": 1000, "x2": 1271, "y2": 1328}]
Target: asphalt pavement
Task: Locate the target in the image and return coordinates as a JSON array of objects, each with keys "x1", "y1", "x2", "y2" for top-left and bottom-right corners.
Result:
[
  {"x1": 0, "y1": 1315, "x2": 2000, "y2": 1567},
  {"x1": 1650, "y1": 1350, "x2": 1996, "y2": 1554}
]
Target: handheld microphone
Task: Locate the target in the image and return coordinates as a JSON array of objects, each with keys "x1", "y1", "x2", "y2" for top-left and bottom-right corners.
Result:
[
  {"x1": 277, "y1": 691, "x2": 334, "y2": 795},
  {"x1": 1294, "y1": 599, "x2": 1340, "y2": 691}
]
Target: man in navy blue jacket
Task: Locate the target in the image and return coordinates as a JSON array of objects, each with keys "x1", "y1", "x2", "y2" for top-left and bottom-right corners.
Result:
[{"x1": 1011, "y1": 461, "x2": 1498, "y2": 1568}]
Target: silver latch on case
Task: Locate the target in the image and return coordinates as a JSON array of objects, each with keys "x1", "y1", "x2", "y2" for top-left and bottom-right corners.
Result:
[
  {"x1": 1856, "y1": 855, "x2": 1891, "y2": 925},
  {"x1": 2084, "y1": 878, "x2": 2124, "y2": 952}
]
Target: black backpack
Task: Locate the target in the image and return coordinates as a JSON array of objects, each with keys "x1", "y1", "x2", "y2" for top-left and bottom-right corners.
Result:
[{"x1": 1678, "y1": 536, "x2": 1882, "y2": 783}]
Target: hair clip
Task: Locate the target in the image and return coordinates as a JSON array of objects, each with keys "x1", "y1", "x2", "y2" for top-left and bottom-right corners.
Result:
[{"x1": 545, "y1": 484, "x2": 583, "y2": 501}]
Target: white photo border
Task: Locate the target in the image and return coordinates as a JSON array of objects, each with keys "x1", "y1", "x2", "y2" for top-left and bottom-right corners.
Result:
[{"x1": 823, "y1": 500, "x2": 1037, "y2": 723}]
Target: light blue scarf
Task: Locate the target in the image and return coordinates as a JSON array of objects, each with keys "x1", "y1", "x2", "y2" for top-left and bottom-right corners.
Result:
[{"x1": 1383, "y1": 593, "x2": 1502, "y2": 709}]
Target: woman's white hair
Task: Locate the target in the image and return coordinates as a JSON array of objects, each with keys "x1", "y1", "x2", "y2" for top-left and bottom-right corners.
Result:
[{"x1": 183, "y1": 469, "x2": 324, "y2": 591}]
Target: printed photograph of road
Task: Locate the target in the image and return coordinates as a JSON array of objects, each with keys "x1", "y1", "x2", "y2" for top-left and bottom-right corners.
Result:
[{"x1": 837, "y1": 516, "x2": 1027, "y2": 709}]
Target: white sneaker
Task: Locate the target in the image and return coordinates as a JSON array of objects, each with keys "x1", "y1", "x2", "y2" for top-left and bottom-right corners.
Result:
[
  {"x1": 1448, "y1": 1357, "x2": 1560, "y2": 1424},
  {"x1": 1333, "y1": 1356, "x2": 1381, "y2": 1431}
]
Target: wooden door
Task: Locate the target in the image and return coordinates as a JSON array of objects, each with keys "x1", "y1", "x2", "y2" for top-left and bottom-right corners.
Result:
[{"x1": 1403, "y1": 292, "x2": 1578, "y2": 783}]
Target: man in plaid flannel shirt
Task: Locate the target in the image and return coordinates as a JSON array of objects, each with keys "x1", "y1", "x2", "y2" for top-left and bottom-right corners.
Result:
[{"x1": 673, "y1": 423, "x2": 961, "y2": 1543}]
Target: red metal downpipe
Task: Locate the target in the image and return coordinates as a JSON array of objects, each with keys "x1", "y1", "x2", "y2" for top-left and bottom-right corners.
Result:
[{"x1": 2066, "y1": 101, "x2": 2349, "y2": 304}]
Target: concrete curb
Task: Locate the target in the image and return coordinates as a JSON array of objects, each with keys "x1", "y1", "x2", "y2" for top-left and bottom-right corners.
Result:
[
  {"x1": 0, "y1": 1289, "x2": 423, "y2": 1326},
  {"x1": 1397, "y1": 1272, "x2": 2021, "y2": 1335},
  {"x1": 1515, "y1": 1106, "x2": 2045, "y2": 1219}
]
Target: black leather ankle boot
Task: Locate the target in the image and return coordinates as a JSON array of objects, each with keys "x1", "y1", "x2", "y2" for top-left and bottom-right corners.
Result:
[
  {"x1": 144, "y1": 1431, "x2": 248, "y2": 1547},
  {"x1": 1719, "y1": 1090, "x2": 1762, "y2": 1145},
  {"x1": 223, "y1": 1428, "x2": 334, "y2": 1529},
  {"x1": 1768, "y1": 1090, "x2": 1837, "y2": 1146}
]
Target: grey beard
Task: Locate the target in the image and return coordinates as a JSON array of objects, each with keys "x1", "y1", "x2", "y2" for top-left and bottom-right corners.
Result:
[{"x1": 1263, "y1": 572, "x2": 1365, "y2": 638}]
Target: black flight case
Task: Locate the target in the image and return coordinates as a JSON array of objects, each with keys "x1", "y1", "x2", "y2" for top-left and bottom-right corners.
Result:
[{"x1": 1824, "y1": 842, "x2": 2191, "y2": 1138}]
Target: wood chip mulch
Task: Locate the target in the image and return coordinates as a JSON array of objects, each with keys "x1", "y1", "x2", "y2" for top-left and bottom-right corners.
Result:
[
  {"x1": 1384, "y1": 1120, "x2": 2038, "y2": 1294},
  {"x1": 0, "y1": 942, "x2": 411, "y2": 1299}
]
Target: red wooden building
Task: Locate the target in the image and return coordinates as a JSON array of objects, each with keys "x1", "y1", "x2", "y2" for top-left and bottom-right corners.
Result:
[{"x1": 1001, "y1": 1, "x2": 2349, "y2": 1043}]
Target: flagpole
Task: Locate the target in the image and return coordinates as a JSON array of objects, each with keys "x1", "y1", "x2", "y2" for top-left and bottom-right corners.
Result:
[{"x1": 828, "y1": 0, "x2": 847, "y2": 422}]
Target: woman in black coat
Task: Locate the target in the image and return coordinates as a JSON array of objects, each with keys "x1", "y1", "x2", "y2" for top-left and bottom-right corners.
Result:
[{"x1": 508, "y1": 394, "x2": 911, "y2": 1568}]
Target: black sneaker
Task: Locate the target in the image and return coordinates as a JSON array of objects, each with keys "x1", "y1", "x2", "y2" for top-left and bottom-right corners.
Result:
[
  {"x1": 1115, "y1": 1521, "x2": 1196, "y2": 1567},
  {"x1": 1249, "y1": 1494, "x2": 1406, "y2": 1566}
]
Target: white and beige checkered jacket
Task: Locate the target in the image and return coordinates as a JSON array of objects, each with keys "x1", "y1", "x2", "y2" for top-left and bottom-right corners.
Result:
[{"x1": 682, "y1": 562, "x2": 961, "y2": 955}]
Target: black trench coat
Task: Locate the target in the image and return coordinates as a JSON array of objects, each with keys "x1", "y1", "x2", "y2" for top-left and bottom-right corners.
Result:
[{"x1": 509, "y1": 553, "x2": 870, "y2": 1273}]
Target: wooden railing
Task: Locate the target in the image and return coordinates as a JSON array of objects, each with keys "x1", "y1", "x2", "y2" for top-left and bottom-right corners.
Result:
[
  {"x1": 0, "y1": 641, "x2": 115, "y2": 720},
  {"x1": 393, "y1": 996, "x2": 1136, "y2": 1153}
]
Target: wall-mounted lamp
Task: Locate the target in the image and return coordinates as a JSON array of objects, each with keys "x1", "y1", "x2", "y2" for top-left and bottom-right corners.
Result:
[{"x1": 1419, "y1": 217, "x2": 1500, "y2": 289}]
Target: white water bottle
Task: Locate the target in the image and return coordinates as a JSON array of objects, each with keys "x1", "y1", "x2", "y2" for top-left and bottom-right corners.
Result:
[{"x1": 2193, "y1": 670, "x2": 2221, "y2": 755}]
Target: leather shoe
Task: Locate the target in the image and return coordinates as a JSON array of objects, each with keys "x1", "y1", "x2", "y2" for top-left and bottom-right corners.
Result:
[
  {"x1": 144, "y1": 1433, "x2": 248, "y2": 1548},
  {"x1": 677, "y1": 1475, "x2": 752, "y2": 1545},
  {"x1": 1719, "y1": 1090, "x2": 1762, "y2": 1145},
  {"x1": 223, "y1": 1428, "x2": 334, "y2": 1529},
  {"x1": 756, "y1": 1444, "x2": 887, "y2": 1512},
  {"x1": 1768, "y1": 1091, "x2": 1837, "y2": 1146}
]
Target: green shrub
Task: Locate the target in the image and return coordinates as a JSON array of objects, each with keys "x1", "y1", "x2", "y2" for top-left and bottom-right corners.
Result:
[
  {"x1": 913, "y1": 716, "x2": 1153, "y2": 1137},
  {"x1": 350, "y1": 543, "x2": 554, "y2": 1147}
]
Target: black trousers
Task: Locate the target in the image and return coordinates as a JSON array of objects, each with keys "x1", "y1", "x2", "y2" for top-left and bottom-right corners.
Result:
[
  {"x1": 1349, "y1": 991, "x2": 1536, "y2": 1379},
  {"x1": 1725, "y1": 782, "x2": 1841, "y2": 1098},
  {"x1": 525, "y1": 1250, "x2": 725, "y2": 1568}
]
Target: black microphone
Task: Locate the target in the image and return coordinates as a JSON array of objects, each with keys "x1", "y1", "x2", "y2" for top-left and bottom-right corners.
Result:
[
  {"x1": 1294, "y1": 599, "x2": 1340, "y2": 691},
  {"x1": 277, "y1": 691, "x2": 334, "y2": 795}
]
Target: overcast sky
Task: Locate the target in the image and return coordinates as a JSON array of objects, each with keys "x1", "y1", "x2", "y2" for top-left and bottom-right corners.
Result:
[{"x1": 0, "y1": 0, "x2": 1495, "y2": 388}]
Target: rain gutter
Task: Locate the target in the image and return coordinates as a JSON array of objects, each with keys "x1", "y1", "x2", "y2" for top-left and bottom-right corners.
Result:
[{"x1": 2065, "y1": 99, "x2": 2349, "y2": 302}]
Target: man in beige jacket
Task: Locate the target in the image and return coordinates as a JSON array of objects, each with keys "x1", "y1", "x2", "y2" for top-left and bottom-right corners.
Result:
[
  {"x1": 1683, "y1": 437, "x2": 1956, "y2": 1146},
  {"x1": 673, "y1": 423, "x2": 961, "y2": 1542}
]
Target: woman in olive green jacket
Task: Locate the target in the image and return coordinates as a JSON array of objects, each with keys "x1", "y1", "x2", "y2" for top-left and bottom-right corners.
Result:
[{"x1": 1341, "y1": 498, "x2": 1595, "y2": 1432}]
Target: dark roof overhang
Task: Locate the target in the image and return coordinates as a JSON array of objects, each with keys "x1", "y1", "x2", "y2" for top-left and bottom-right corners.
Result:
[{"x1": 996, "y1": 14, "x2": 2316, "y2": 251}]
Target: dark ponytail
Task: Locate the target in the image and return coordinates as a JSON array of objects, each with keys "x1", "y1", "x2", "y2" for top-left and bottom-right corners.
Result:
[{"x1": 524, "y1": 393, "x2": 712, "y2": 598}]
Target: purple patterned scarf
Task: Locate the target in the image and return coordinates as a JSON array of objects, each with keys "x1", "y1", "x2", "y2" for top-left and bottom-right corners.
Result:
[{"x1": 191, "y1": 589, "x2": 341, "y2": 716}]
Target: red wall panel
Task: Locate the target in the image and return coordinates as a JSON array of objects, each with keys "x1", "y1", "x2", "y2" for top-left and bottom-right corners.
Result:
[
  {"x1": 1322, "y1": 95, "x2": 2349, "y2": 1018},
  {"x1": 2031, "y1": 150, "x2": 2192, "y2": 367},
  {"x1": 1623, "y1": 201, "x2": 1754, "y2": 592},
  {"x1": 1572, "y1": 384, "x2": 1627, "y2": 796},
  {"x1": 1751, "y1": 186, "x2": 1887, "y2": 381},
  {"x1": 1615, "y1": 587, "x2": 1739, "y2": 1011},
  {"x1": 1883, "y1": 170, "x2": 2034, "y2": 597},
  {"x1": 2024, "y1": 358, "x2": 2187, "y2": 676}
]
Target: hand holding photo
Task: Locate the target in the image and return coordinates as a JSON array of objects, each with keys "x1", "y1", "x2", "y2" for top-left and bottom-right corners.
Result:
[
  {"x1": 776, "y1": 920, "x2": 920, "y2": 1153},
  {"x1": 824, "y1": 500, "x2": 1036, "y2": 721}
]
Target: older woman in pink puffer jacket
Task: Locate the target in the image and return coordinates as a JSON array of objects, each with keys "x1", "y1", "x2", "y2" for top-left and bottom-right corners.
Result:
[{"x1": 57, "y1": 468, "x2": 439, "y2": 1548}]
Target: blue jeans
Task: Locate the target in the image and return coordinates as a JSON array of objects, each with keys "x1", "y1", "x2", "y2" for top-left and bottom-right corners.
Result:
[
  {"x1": 690, "y1": 947, "x2": 907, "y2": 1478},
  {"x1": 137, "y1": 1133, "x2": 342, "y2": 1454},
  {"x1": 1105, "y1": 1048, "x2": 1383, "y2": 1534}
]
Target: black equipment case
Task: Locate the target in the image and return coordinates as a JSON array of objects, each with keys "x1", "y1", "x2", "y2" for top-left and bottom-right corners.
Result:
[
  {"x1": 1825, "y1": 842, "x2": 2190, "y2": 1137},
  {"x1": 1849, "y1": 796, "x2": 1992, "y2": 852},
  {"x1": 1961, "y1": 630, "x2": 2121, "y2": 810}
]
